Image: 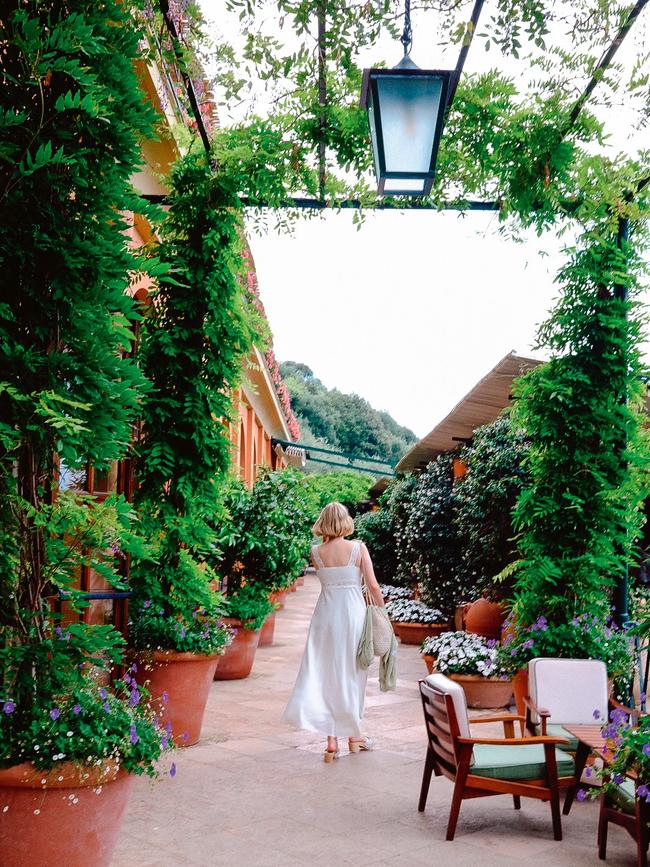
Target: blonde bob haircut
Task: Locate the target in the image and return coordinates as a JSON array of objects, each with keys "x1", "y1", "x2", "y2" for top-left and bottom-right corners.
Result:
[{"x1": 312, "y1": 501, "x2": 354, "y2": 539}]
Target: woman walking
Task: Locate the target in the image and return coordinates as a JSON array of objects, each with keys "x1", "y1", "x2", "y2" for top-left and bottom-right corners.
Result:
[{"x1": 281, "y1": 502, "x2": 385, "y2": 762}]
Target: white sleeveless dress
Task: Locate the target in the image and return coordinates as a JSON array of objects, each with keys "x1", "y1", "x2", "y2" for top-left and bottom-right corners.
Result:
[{"x1": 281, "y1": 542, "x2": 368, "y2": 737}]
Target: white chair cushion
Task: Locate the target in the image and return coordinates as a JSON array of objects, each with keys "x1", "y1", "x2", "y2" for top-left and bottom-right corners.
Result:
[
  {"x1": 426, "y1": 673, "x2": 471, "y2": 739},
  {"x1": 528, "y1": 657, "x2": 608, "y2": 725}
]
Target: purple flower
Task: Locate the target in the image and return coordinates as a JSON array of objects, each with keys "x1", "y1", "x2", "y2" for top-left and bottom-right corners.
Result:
[
  {"x1": 522, "y1": 639, "x2": 535, "y2": 651},
  {"x1": 170, "y1": 762, "x2": 176, "y2": 777},
  {"x1": 614, "y1": 774, "x2": 624, "y2": 785},
  {"x1": 571, "y1": 618, "x2": 580, "y2": 627},
  {"x1": 159, "y1": 608, "x2": 165, "y2": 617},
  {"x1": 486, "y1": 639, "x2": 497, "y2": 648},
  {"x1": 143, "y1": 600, "x2": 151, "y2": 609},
  {"x1": 638, "y1": 784, "x2": 649, "y2": 798},
  {"x1": 129, "y1": 689, "x2": 140, "y2": 708},
  {"x1": 180, "y1": 628, "x2": 186, "y2": 639},
  {"x1": 3, "y1": 700, "x2": 15, "y2": 715},
  {"x1": 182, "y1": 731, "x2": 189, "y2": 743},
  {"x1": 50, "y1": 708, "x2": 60, "y2": 721},
  {"x1": 593, "y1": 709, "x2": 601, "y2": 720},
  {"x1": 99, "y1": 688, "x2": 107, "y2": 700},
  {"x1": 123, "y1": 673, "x2": 132, "y2": 685},
  {"x1": 510, "y1": 648, "x2": 517, "y2": 657},
  {"x1": 103, "y1": 702, "x2": 111, "y2": 713},
  {"x1": 585, "y1": 767, "x2": 592, "y2": 778},
  {"x1": 130, "y1": 662, "x2": 138, "y2": 673},
  {"x1": 643, "y1": 744, "x2": 650, "y2": 758},
  {"x1": 641, "y1": 692, "x2": 646, "y2": 703},
  {"x1": 160, "y1": 734, "x2": 169, "y2": 750},
  {"x1": 55, "y1": 626, "x2": 62, "y2": 638},
  {"x1": 576, "y1": 789, "x2": 587, "y2": 802},
  {"x1": 129, "y1": 725, "x2": 139, "y2": 745},
  {"x1": 162, "y1": 691, "x2": 169, "y2": 704},
  {"x1": 165, "y1": 721, "x2": 172, "y2": 736}
]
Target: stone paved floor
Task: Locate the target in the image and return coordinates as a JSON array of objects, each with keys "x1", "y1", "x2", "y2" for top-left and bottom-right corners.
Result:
[{"x1": 113, "y1": 575, "x2": 637, "y2": 866}]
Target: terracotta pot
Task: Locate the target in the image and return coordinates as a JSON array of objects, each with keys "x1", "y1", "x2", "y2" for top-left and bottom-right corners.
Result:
[
  {"x1": 296, "y1": 575, "x2": 305, "y2": 587},
  {"x1": 289, "y1": 581, "x2": 297, "y2": 592},
  {"x1": 214, "y1": 618, "x2": 260, "y2": 680},
  {"x1": 449, "y1": 674, "x2": 514, "y2": 709},
  {"x1": 464, "y1": 598, "x2": 507, "y2": 639},
  {"x1": 269, "y1": 590, "x2": 287, "y2": 611},
  {"x1": 258, "y1": 611, "x2": 276, "y2": 647},
  {"x1": 0, "y1": 761, "x2": 132, "y2": 867},
  {"x1": 133, "y1": 650, "x2": 219, "y2": 747},
  {"x1": 391, "y1": 621, "x2": 449, "y2": 646},
  {"x1": 422, "y1": 654, "x2": 436, "y2": 674},
  {"x1": 512, "y1": 667, "x2": 529, "y2": 717}
]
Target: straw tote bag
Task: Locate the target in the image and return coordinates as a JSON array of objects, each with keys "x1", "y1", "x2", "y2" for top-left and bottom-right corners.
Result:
[{"x1": 358, "y1": 585, "x2": 393, "y2": 665}]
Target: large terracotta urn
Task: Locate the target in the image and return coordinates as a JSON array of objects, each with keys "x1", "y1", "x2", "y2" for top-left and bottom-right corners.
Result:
[
  {"x1": 0, "y1": 761, "x2": 132, "y2": 867},
  {"x1": 391, "y1": 621, "x2": 449, "y2": 646},
  {"x1": 214, "y1": 618, "x2": 260, "y2": 680},
  {"x1": 464, "y1": 598, "x2": 507, "y2": 639},
  {"x1": 133, "y1": 650, "x2": 220, "y2": 747},
  {"x1": 449, "y1": 674, "x2": 514, "y2": 709}
]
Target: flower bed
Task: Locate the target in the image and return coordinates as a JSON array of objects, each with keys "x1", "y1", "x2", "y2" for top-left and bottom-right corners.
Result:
[
  {"x1": 422, "y1": 631, "x2": 512, "y2": 707},
  {"x1": 385, "y1": 598, "x2": 445, "y2": 625},
  {"x1": 379, "y1": 584, "x2": 412, "y2": 603}
]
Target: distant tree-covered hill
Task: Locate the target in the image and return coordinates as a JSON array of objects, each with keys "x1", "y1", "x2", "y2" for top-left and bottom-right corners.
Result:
[{"x1": 280, "y1": 361, "x2": 418, "y2": 465}]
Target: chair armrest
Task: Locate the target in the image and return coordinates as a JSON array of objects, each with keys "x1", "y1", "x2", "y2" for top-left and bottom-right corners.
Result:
[
  {"x1": 472, "y1": 713, "x2": 526, "y2": 738},
  {"x1": 472, "y1": 714, "x2": 526, "y2": 724},
  {"x1": 523, "y1": 695, "x2": 551, "y2": 735},
  {"x1": 457, "y1": 735, "x2": 569, "y2": 746}
]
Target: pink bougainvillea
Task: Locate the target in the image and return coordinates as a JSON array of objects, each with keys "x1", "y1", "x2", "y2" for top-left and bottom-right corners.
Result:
[{"x1": 242, "y1": 250, "x2": 300, "y2": 441}]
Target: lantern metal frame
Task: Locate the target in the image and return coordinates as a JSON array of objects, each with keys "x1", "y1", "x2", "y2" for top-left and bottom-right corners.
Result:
[{"x1": 360, "y1": 65, "x2": 452, "y2": 197}]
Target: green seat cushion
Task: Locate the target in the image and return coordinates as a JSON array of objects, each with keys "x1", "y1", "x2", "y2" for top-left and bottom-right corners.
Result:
[
  {"x1": 534, "y1": 724, "x2": 579, "y2": 752},
  {"x1": 472, "y1": 743, "x2": 575, "y2": 782},
  {"x1": 610, "y1": 778, "x2": 636, "y2": 815}
]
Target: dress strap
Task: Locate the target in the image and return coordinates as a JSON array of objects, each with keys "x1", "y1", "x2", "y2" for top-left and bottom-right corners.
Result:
[
  {"x1": 311, "y1": 545, "x2": 325, "y2": 569},
  {"x1": 347, "y1": 541, "x2": 361, "y2": 568}
]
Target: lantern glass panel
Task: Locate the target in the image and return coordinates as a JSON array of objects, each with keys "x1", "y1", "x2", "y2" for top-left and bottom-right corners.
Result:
[
  {"x1": 382, "y1": 178, "x2": 427, "y2": 194},
  {"x1": 375, "y1": 74, "x2": 443, "y2": 174}
]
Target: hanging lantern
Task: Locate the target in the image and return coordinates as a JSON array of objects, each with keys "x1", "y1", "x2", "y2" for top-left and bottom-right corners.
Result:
[{"x1": 360, "y1": 0, "x2": 452, "y2": 196}]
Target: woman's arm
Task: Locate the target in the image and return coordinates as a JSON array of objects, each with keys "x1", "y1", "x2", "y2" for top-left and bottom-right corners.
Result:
[{"x1": 359, "y1": 542, "x2": 385, "y2": 607}]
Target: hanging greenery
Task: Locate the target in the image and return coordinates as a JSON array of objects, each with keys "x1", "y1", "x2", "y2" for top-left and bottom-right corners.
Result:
[
  {"x1": 129, "y1": 151, "x2": 258, "y2": 654},
  {"x1": 503, "y1": 229, "x2": 649, "y2": 666},
  {"x1": 0, "y1": 0, "x2": 168, "y2": 773}
]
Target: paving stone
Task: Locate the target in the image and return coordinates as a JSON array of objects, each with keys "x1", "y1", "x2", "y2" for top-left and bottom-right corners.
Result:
[{"x1": 113, "y1": 574, "x2": 637, "y2": 866}]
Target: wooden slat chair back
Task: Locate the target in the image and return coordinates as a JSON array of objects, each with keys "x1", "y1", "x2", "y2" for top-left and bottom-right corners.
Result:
[{"x1": 419, "y1": 674, "x2": 575, "y2": 842}]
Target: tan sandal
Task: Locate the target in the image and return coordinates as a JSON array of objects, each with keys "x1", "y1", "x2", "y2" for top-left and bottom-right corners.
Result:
[
  {"x1": 348, "y1": 736, "x2": 375, "y2": 753},
  {"x1": 323, "y1": 748, "x2": 340, "y2": 763}
]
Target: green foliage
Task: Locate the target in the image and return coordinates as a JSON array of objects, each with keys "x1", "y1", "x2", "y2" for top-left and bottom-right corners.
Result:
[
  {"x1": 223, "y1": 583, "x2": 274, "y2": 631},
  {"x1": 0, "y1": 0, "x2": 163, "y2": 772},
  {"x1": 355, "y1": 509, "x2": 398, "y2": 584},
  {"x1": 131, "y1": 152, "x2": 257, "y2": 653},
  {"x1": 303, "y1": 470, "x2": 372, "y2": 517},
  {"x1": 212, "y1": 469, "x2": 313, "y2": 593},
  {"x1": 511, "y1": 232, "x2": 649, "y2": 637},
  {"x1": 281, "y1": 361, "x2": 417, "y2": 464},
  {"x1": 498, "y1": 614, "x2": 632, "y2": 682},
  {"x1": 455, "y1": 415, "x2": 529, "y2": 600},
  {"x1": 401, "y1": 455, "x2": 468, "y2": 619},
  {"x1": 0, "y1": 666, "x2": 168, "y2": 776}
]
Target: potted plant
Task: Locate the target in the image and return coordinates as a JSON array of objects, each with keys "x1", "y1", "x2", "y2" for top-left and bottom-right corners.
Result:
[
  {"x1": 215, "y1": 584, "x2": 274, "y2": 680},
  {"x1": 384, "y1": 598, "x2": 448, "y2": 645},
  {"x1": 498, "y1": 614, "x2": 633, "y2": 715},
  {"x1": 0, "y1": 2, "x2": 170, "y2": 861},
  {"x1": 213, "y1": 470, "x2": 313, "y2": 649},
  {"x1": 129, "y1": 153, "x2": 254, "y2": 746},
  {"x1": 421, "y1": 631, "x2": 513, "y2": 708}
]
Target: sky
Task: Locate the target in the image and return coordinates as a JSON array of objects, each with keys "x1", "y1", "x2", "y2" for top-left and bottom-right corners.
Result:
[{"x1": 203, "y1": 1, "x2": 649, "y2": 439}]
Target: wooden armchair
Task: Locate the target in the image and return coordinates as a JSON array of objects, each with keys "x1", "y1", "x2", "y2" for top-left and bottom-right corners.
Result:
[
  {"x1": 598, "y1": 777, "x2": 650, "y2": 867},
  {"x1": 523, "y1": 657, "x2": 639, "y2": 815},
  {"x1": 419, "y1": 674, "x2": 575, "y2": 842}
]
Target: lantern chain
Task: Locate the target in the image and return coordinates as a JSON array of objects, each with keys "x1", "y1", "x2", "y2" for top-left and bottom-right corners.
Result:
[{"x1": 400, "y1": 0, "x2": 412, "y2": 55}]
